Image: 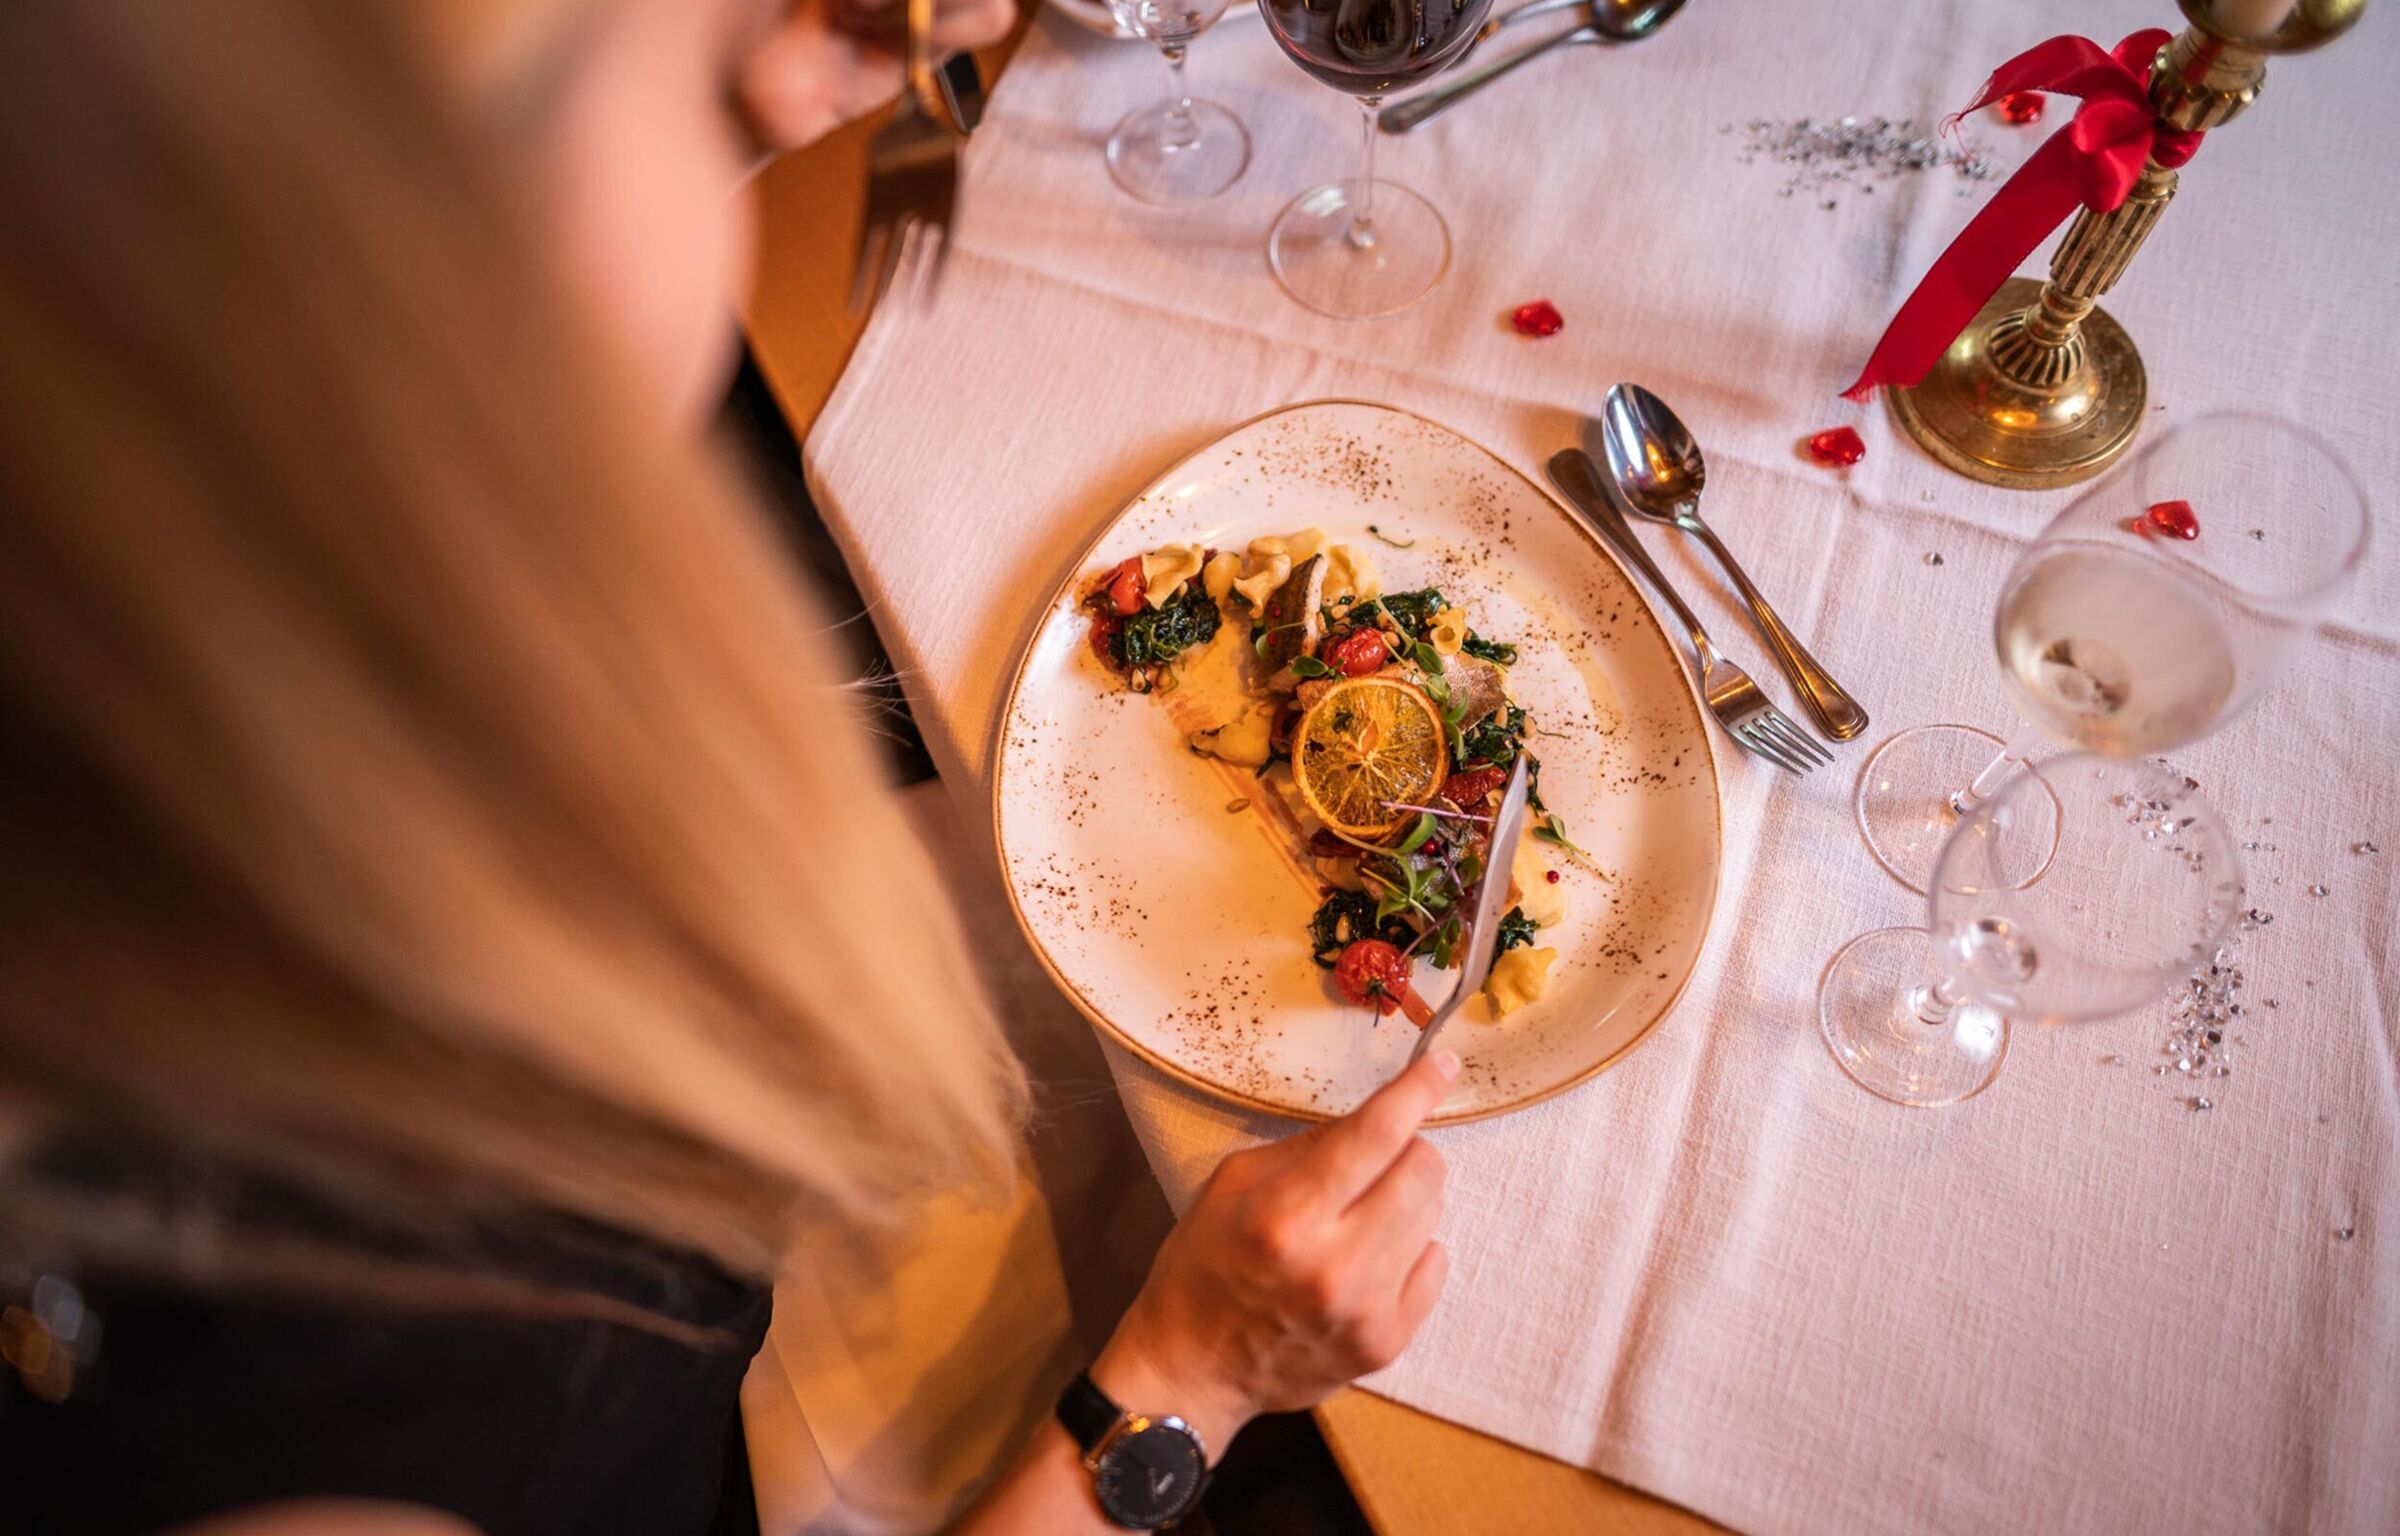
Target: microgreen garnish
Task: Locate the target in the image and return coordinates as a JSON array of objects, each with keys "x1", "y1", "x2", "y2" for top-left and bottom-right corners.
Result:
[
  {"x1": 1364, "y1": 861, "x2": 1452, "y2": 926},
  {"x1": 1531, "y1": 812, "x2": 1587, "y2": 856},
  {"x1": 1380, "y1": 800, "x2": 1492, "y2": 826},
  {"x1": 1431, "y1": 917, "x2": 1460, "y2": 968},
  {"x1": 1289, "y1": 655, "x2": 1336, "y2": 679}
]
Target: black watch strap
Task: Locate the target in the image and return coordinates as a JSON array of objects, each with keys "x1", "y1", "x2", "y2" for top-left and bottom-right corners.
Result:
[{"x1": 1056, "y1": 1370, "x2": 1125, "y2": 1454}]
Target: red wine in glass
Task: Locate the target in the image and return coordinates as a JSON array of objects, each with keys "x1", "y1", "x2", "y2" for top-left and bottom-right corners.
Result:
[
  {"x1": 1261, "y1": 0, "x2": 1490, "y2": 94},
  {"x1": 1260, "y1": 0, "x2": 1494, "y2": 318}
]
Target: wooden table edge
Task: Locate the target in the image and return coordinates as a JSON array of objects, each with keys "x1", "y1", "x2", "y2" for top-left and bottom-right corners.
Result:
[{"x1": 1314, "y1": 1389, "x2": 1727, "y2": 1536}]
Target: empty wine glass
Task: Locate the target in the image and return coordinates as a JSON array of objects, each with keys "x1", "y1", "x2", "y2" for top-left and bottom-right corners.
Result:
[
  {"x1": 1104, "y1": 0, "x2": 1251, "y2": 204},
  {"x1": 1822, "y1": 754, "x2": 2243, "y2": 1108},
  {"x1": 1858, "y1": 412, "x2": 2369, "y2": 894},
  {"x1": 1258, "y1": 0, "x2": 1492, "y2": 318}
]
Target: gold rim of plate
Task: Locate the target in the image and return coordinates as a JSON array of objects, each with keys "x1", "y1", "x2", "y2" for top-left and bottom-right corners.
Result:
[{"x1": 987, "y1": 398, "x2": 1724, "y2": 1126}]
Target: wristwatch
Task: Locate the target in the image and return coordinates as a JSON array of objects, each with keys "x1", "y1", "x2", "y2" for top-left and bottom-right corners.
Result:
[{"x1": 1055, "y1": 1369, "x2": 1209, "y2": 1530}]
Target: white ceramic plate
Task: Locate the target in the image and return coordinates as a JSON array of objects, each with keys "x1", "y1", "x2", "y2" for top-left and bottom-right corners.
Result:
[{"x1": 994, "y1": 401, "x2": 1722, "y2": 1123}]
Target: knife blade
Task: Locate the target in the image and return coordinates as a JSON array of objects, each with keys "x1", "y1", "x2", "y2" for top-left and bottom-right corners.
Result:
[
  {"x1": 935, "y1": 51, "x2": 985, "y2": 134},
  {"x1": 1404, "y1": 753, "x2": 1534, "y2": 1071}
]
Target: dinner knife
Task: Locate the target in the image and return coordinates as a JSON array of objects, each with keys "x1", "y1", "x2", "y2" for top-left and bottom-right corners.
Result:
[{"x1": 1404, "y1": 753, "x2": 1534, "y2": 1073}]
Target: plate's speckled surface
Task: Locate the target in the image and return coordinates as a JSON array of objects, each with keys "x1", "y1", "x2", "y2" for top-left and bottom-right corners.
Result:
[{"x1": 994, "y1": 402, "x2": 1722, "y2": 1123}]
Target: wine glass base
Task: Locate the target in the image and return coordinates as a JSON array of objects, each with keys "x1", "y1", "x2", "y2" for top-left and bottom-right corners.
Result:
[
  {"x1": 1818, "y1": 927, "x2": 2009, "y2": 1108},
  {"x1": 1106, "y1": 99, "x2": 1251, "y2": 204},
  {"x1": 1267, "y1": 179, "x2": 1450, "y2": 320},
  {"x1": 1855, "y1": 724, "x2": 2059, "y2": 895}
]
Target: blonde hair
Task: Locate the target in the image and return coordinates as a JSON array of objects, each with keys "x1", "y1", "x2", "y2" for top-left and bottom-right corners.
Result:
[{"x1": 0, "y1": 0, "x2": 1025, "y2": 1317}]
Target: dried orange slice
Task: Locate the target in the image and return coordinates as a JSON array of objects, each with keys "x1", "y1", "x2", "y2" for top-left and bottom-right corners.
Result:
[{"x1": 1292, "y1": 676, "x2": 1448, "y2": 843}]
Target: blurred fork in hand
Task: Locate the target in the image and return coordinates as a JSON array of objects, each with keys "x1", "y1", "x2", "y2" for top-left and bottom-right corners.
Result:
[
  {"x1": 851, "y1": 0, "x2": 960, "y2": 313},
  {"x1": 1547, "y1": 449, "x2": 1833, "y2": 776}
]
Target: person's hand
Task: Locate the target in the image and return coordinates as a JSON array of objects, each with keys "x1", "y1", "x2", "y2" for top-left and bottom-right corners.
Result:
[
  {"x1": 736, "y1": 0, "x2": 1016, "y2": 155},
  {"x1": 1090, "y1": 1050, "x2": 1457, "y2": 1454}
]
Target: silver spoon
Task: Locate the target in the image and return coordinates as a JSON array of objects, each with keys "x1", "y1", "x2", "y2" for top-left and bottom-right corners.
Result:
[
  {"x1": 1598, "y1": 383, "x2": 1871, "y2": 741},
  {"x1": 1378, "y1": 0, "x2": 1686, "y2": 136},
  {"x1": 1474, "y1": 0, "x2": 1593, "y2": 43}
]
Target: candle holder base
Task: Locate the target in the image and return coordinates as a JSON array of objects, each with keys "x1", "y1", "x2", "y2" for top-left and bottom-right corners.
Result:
[{"x1": 1885, "y1": 278, "x2": 2148, "y2": 491}]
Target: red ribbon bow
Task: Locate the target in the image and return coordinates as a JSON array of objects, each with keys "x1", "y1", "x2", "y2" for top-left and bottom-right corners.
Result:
[{"x1": 1840, "y1": 30, "x2": 2201, "y2": 402}]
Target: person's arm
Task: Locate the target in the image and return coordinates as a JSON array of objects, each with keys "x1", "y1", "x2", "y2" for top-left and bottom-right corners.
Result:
[{"x1": 956, "y1": 1049, "x2": 1458, "y2": 1532}]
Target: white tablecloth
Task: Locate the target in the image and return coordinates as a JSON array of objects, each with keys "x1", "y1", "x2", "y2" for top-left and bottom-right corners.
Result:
[{"x1": 792, "y1": 0, "x2": 2400, "y2": 1528}]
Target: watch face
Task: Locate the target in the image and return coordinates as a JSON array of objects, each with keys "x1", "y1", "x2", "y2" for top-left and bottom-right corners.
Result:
[{"x1": 1094, "y1": 1420, "x2": 1206, "y2": 1528}]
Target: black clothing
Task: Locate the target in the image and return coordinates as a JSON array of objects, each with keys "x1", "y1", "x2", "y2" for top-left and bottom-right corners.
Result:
[{"x1": 1, "y1": 1147, "x2": 771, "y2": 1536}]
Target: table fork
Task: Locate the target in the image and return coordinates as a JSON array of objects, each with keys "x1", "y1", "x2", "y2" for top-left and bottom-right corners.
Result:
[
  {"x1": 851, "y1": 0, "x2": 958, "y2": 313},
  {"x1": 1547, "y1": 450, "x2": 1831, "y2": 775}
]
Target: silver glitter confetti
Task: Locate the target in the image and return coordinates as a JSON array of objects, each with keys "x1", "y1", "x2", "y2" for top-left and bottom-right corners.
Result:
[
  {"x1": 2157, "y1": 903, "x2": 2255, "y2": 1106},
  {"x1": 2336, "y1": 1226, "x2": 2355, "y2": 1241},
  {"x1": 1924, "y1": 552, "x2": 1945, "y2": 565},
  {"x1": 2188, "y1": 1096, "x2": 2213, "y2": 1112},
  {"x1": 2247, "y1": 528, "x2": 2266, "y2": 541},
  {"x1": 2308, "y1": 883, "x2": 2329, "y2": 897},
  {"x1": 1733, "y1": 116, "x2": 1995, "y2": 204},
  {"x1": 2354, "y1": 841, "x2": 2379, "y2": 855},
  {"x1": 2110, "y1": 778, "x2": 2212, "y2": 872}
]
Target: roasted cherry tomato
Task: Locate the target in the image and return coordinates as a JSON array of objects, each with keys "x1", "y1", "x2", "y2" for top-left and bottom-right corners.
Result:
[
  {"x1": 1439, "y1": 766, "x2": 1508, "y2": 811},
  {"x1": 1334, "y1": 940, "x2": 1435, "y2": 1027},
  {"x1": 1087, "y1": 613, "x2": 1123, "y2": 666},
  {"x1": 1333, "y1": 939, "x2": 1413, "y2": 1015},
  {"x1": 1097, "y1": 556, "x2": 1146, "y2": 617},
  {"x1": 1325, "y1": 628, "x2": 1394, "y2": 678}
]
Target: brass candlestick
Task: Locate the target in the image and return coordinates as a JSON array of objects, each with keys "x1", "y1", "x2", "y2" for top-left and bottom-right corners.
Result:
[{"x1": 1887, "y1": 0, "x2": 2364, "y2": 489}]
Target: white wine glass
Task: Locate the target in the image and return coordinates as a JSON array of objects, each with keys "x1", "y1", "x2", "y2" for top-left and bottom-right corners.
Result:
[
  {"x1": 1104, "y1": 0, "x2": 1251, "y2": 204},
  {"x1": 1822, "y1": 754, "x2": 2244, "y2": 1108},
  {"x1": 1857, "y1": 413, "x2": 2369, "y2": 894}
]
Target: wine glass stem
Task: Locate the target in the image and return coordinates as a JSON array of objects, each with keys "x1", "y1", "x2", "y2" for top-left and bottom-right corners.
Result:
[
  {"x1": 1906, "y1": 973, "x2": 1965, "y2": 1027},
  {"x1": 1159, "y1": 43, "x2": 1199, "y2": 151},
  {"x1": 1348, "y1": 97, "x2": 1381, "y2": 251},
  {"x1": 1950, "y1": 727, "x2": 2047, "y2": 816}
]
